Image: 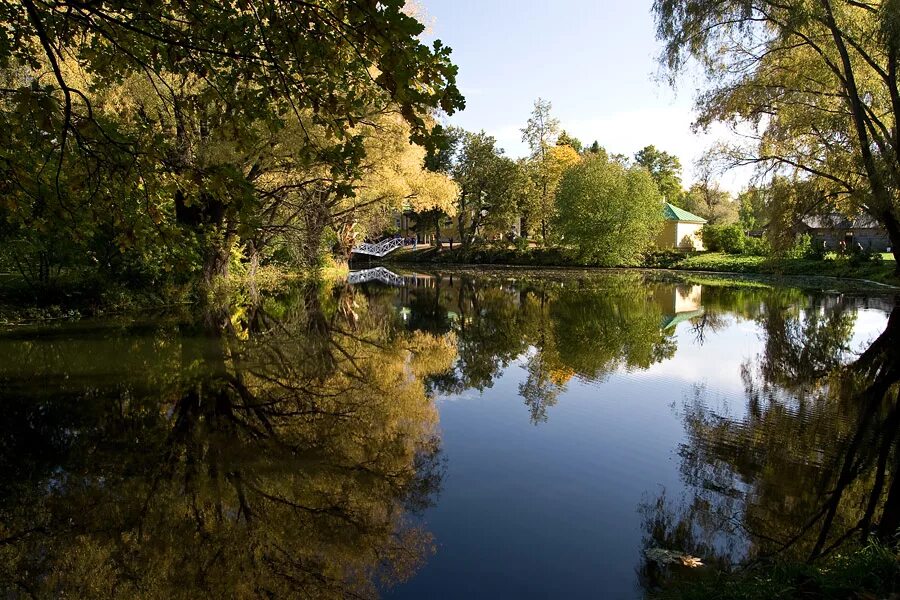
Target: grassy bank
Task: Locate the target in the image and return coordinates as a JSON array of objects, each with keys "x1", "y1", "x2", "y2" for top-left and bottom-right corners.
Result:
[
  {"x1": 655, "y1": 252, "x2": 898, "y2": 285},
  {"x1": 652, "y1": 543, "x2": 900, "y2": 600},
  {"x1": 384, "y1": 246, "x2": 900, "y2": 287}
]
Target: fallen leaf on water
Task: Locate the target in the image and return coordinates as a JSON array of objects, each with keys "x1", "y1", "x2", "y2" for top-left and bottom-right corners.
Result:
[{"x1": 679, "y1": 555, "x2": 704, "y2": 568}]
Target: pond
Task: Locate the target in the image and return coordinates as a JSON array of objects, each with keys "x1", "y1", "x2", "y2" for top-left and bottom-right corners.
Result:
[{"x1": 0, "y1": 269, "x2": 898, "y2": 598}]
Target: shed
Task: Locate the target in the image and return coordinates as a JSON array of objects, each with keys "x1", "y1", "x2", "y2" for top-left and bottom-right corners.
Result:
[
  {"x1": 656, "y1": 203, "x2": 707, "y2": 251},
  {"x1": 800, "y1": 213, "x2": 890, "y2": 252}
]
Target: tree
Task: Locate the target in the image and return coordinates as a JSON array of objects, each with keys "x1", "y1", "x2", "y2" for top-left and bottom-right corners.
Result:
[
  {"x1": 679, "y1": 182, "x2": 739, "y2": 225},
  {"x1": 452, "y1": 131, "x2": 519, "y2": 247},
  {"x1": 654, "y1": 0, "x2": 900, "y2": 271},
  {"x1": 335, "y1": 113, "x2": 459, "y2": 258},
  {"x1": 634, "y1": 145, "x2": 683, "y2": 202},
  {"x1": 520, "y1": 144, "x2": 582, "y2": 241},
  {"x1": 557, "y1": 130, "x2": 584, "y2": 154},
  {"x1": 737, "y1": 185, "x2": 772, "y2": 231},
  {"x1": 0, "y1": 0, "x2": 465, "y2": 282},
  {"x1": 521, "y1": 98, "x2": 568, "y2": 242},
  {"x1": 521, "y1": 98, "x2": 561, "y2": 159},
  {"x1": 410, "y1": 125, "x2": 464, "y2": 246},
  {"x1": 554, "y1": 155, "x2": 664, "y2": 265}
]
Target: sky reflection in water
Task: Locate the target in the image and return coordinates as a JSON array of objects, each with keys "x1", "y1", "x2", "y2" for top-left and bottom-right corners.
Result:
[{"x1": 0, "y1": 270, "x2": 897, "y2": 599}]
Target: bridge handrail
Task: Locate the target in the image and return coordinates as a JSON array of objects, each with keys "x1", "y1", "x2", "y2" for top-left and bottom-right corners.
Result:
[
  {"x1": 351, "y1": 236, "x2": 406, "y2": 257},
  {"x1": 347, "y1": 267, "x2": 406, "y2": 286}
]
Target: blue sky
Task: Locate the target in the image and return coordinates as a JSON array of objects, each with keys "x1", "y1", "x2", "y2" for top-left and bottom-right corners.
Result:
[{"x1": 421, "y1": 0, "x2": 745, "y2": 190}]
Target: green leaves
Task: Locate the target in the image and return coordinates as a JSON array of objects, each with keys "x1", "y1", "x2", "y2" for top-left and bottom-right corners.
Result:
[
  {"x1": 653, "y1": 0, "x2": 900, "y2": 265},
  {"x1": 0, "y1": 0, "x2": 466, "y2": 284},
  {"x1": 554, "y1": 155, "x2": 664, "y2": 266},
  {"x1": 634, "y1": 145, "x2": 683, "y2": 204}
]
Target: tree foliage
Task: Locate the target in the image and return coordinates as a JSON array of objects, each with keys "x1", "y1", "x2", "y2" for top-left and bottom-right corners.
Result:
[
  {"x1": 520, "y1": 98, "x2": 579, "y2": 242},
  {"x1": 0, "y1": 0, "x2": 464, "y2": 285},
  {"x1": 654, "y1": 0, "x2": 900, "y2": 269},
  {"x1": 634, "y1": 145, "x2": 683, "y2": 202},
  {"x1": 680, "y1": 182, "x2": 739, "y2": 225},
  {"x1": 554, "y1": 156, "x2": 664, "y2": 265},
  {"x1": 451, "y1": 130, "x2": 519, "y2": 246}
]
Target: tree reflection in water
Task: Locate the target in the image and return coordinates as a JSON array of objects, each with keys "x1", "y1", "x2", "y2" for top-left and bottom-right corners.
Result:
[
  {"x1": 3, "y1": 272, "x2": 897, "y2": 597},
  {"x1": 392, "y1": 272, "x2": 680, "y2": 424},
  {"x1": 0, "y1": 284, "x2": 454, "y2": 598},
  {"x1": 641, "y1": 293, "x2": 900, "y2": 589}
]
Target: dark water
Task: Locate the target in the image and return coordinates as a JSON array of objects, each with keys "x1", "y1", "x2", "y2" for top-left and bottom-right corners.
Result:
[{"x1": 1, "y1": 269, "x2": 898, "y2": 599}]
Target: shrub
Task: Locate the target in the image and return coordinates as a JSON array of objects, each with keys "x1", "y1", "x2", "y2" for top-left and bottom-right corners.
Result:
[
  {"x1": 849, "y1": 244, "x2": 883, "y2": 266},
  {"x1": 780, "y1": 233, "x2": 818, "y2": 259},
  {"x1": 803, "y1": 234, "x2": 828, "y2": 259},
  {"x1": 643, "y1": 250, "x2": 683, "y2": 268},
  {"x1": 554, "y1": 156, "x2": 663, "y2": 266},
  {"x1": 702, "y1": 224, "x2": 746, "y2": 254},
  {"x1": 742, "y1": 236, "x2": 770, "y2": 257}
]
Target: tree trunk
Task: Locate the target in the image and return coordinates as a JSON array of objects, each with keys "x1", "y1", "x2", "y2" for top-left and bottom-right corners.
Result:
[
  {"x1": 247, "y1": 242, "x2": 261, "y2": 301},
  {"x1": 202, "y1": 237, "x2": 231, "y2": 284},
  {"x1": 301, "y1": 201, "x2": 329, "y2": 271},
  {"x1": 883, "y1": 210, "x2": 900, "y2": 274}
]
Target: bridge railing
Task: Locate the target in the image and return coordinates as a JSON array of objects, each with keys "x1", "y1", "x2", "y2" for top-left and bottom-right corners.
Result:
[
  {"x1": 347, "y1": 267, "x2": 406, "y2": 287},
  {"x1": 351, "y1": 237, "x2": 406, "y2": 257}
]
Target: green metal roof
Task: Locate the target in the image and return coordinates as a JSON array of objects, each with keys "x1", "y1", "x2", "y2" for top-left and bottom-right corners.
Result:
[
  {"x1": 660, "y1": 309, "x2": 706, "y2": 331},
  {"x1": 663, "y1": 203, "x2": 708, "y2": 224}
]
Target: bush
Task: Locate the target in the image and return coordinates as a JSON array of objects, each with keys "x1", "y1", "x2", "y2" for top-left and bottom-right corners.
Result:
[
  {"x1": 742, "y1": 236, "x2": 770, "y2": 257},
  {"x1": 849, "y1": 244, "x2": 883, "y2": 266},
  {"x1": 701, "y1": 224, "x2": 746, "y2": 254},
  {"x1": 780, "y1": 233, "x2": 820, "y2": 260},
  {"x1": 643, "y1": 250, "x2": 684, "y2": 268},
  {"x1": 554, "y1": 155, "x2": 663, "y2": 266}
]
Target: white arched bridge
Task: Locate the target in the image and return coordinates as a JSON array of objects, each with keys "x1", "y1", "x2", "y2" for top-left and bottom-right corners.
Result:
[
  {"x1": 347, "y1": 267, "x2": 406, "y2": 287},
  {"x1": 350, "y1": 237, "x2": 406, "y2": 258}
]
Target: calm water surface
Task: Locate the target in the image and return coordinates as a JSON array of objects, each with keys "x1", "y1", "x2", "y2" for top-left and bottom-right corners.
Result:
[{"x1": 1, "y1": 269, "x2": 898, "y2": 599}]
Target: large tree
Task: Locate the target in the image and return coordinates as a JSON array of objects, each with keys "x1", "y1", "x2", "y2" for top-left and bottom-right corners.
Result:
[
  {"x1": 521, "y1": 98, "x2": 577, "y2": 242},
  {"x1": 680, "y1": 181, "x2": 739, "y2": 225},
  {"x1": 1, "y1": 0, "x2": 464, "y2": 281},
  {"x1": 554, "y1": 155, "x2": 664, "y2": 265},
  {"x1": 654, "y1": 0, "x2": 900, "y2": 270},
  {"x1": 452, "y1": 131, "x2": 519, "y2": 247}
]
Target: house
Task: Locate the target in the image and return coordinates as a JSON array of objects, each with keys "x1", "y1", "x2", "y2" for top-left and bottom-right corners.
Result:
[
  {"x1": 800, "y1": 213, "x2": 890, "y2": 252},
  {"x1": 652, "y1": 284, "x2": 705, "y2": 330},
  {"x1": 655, "y1": 203, "x2": 707, "y2": 251}
]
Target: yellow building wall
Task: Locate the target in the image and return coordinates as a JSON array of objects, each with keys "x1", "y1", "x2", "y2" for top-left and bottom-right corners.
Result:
[
  {"x1": 675, "y1": 222, "x2": 704, "y2": 251},
  {"x1": 655, "y1": 221, "x2": 705, "y2": 251}
]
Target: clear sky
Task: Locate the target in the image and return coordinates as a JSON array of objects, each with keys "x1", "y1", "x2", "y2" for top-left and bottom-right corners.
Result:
[{"x1": 421, "y1": 0, "x2": 745, "y2": 191}]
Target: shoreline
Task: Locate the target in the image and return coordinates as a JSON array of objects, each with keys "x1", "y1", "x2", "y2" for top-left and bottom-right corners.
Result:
[
  {"x1": 367, "y1": 247, "x2": 900, "y2": 293},
  {"x1": 380, "y1": 262, "x2": 900, "y2": 294}
]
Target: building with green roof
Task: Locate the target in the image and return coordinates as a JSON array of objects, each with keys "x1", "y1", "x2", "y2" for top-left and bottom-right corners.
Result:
[{"x1": 656, "y1": 202, "x2": 707, "y2": 251}]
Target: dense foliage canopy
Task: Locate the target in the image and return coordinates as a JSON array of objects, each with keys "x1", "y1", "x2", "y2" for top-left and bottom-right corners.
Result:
[
  {"x1": 0, "y1": 0, "x2": 463, "y2": 286},
  {"x1": 554, "y1": 156, "x2": 664, "y2": 265}
]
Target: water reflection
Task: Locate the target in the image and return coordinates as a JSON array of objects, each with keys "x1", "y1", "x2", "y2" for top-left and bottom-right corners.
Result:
[
  {"x1": 0, "y1": 285, "x2": 452, "y2": 598},
  {"x1": 382, "y1": 272, "x2": 685, "y2": 423},
  {"x1": 640, "y1": 291, "x2": 900, "y2": 591},
  {"x1": 1, "y1": 271, "x2": 898, "y2": 597}
]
